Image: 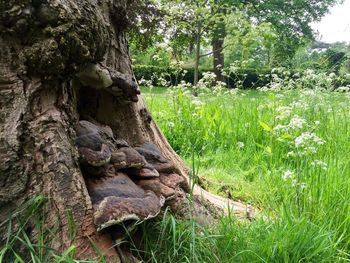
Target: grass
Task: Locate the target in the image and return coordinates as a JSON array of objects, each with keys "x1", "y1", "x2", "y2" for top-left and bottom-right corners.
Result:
[
  {"x1": 0, "y1": 196, "x2": 108, "y2": 263},
  {"x1": 2, "y1": 87, "x2": 349, "y2": 262},
  {"x1": 141, "y1": 86, "x2": 350, "y2": 262}
]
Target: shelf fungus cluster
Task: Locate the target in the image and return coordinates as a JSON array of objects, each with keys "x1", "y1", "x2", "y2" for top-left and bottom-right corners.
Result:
[{"x1": 75, "y1": 120, "x2": 187, "y2": 242}]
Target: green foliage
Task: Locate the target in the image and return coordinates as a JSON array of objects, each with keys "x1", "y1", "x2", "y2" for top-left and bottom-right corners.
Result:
[
  {"x1": 134, "y1": 64, "x2": 272, "y2": 89},
  {"x1": 130, "y1": 209, "x2": 219, "y2": 263},
  {"x1": 290, "y1": 42, "x2": 350, "y2": 73},
  {"x1": 143, "y1": 86, "x2": 350, "y2": 262},
  {"x1": 324, "y1": 48, "x2": 348, "y2": 73},
  {"x1": 129, "y1": 0, "x2": 342, "y2": 77},
  {"x1": 247, "y1": 0, "x2": 342, "y2": 62},
  {"x1": 134, "y1": 63, "x2": 350, "y2": 90},
  {"x1": 127, "y1": 0, "x2": 164, "y2": 50}
]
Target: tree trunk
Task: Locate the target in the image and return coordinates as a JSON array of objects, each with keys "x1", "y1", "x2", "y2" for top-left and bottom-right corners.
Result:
[
  {"x1": 212, "y1": 5, "x2": 226, "y2": 83},
  {"x1": 194, "y1": 31, "x2": 201, "y2": 86},
  {"x1": 212, "y1": 34, "x2": 225, "y2": 82},
  {"x1": 0, "y1": 1, "x2": 252, "y2": 261}
]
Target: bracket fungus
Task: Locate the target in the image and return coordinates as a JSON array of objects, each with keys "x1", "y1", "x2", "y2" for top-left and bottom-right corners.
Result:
[
  {"x1": 76, "y1": 63, "x2": 140, "y2": 102},
  {"x1": 135, "y1": 179, "x2": 176, "y2": 200},
  {"x1": 110, "y1": 147, "x2": 147, "y2": 170},
  {"x1": 75, "y1": 120, "x2": 188, "y2": 243},
  {"x1": 76, "y1": 121, "x2": 112, "y2": 167},
  {"x1": 86, "y1": 173, "x2": 163, "y2": 233}
]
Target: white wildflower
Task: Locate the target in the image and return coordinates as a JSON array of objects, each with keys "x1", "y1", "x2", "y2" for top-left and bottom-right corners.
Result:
[
  {"x1": 229, "y1": 88, "x2": 238, "y2": 95},
  {"x1": 273, "y1": 124, "x2": 287, "y2": 131},
  {"x1": 294, "y1": 132, "x2": 325, "y2": 148},
  {"x1": 237, "y1": 141, "x2": 245, "y2": 149},
  {"x1": 165, "y1": 46, "x2": 173, "y2": 53},
  {"x1": 329, "y1": 72, "x2": 336, "y2": 78},
  {"x1": 311, "y1": 160, "x2": 328, "y2": 170},
  {"x1": 288, "y1": 115, "x2": 306, "y2": 129},
  {"x1": 152, "y1": 54, "x2": 160, "y2": 61},
  {"x1": 336, "y1": 86, "x2": 350, "y2": 93},
  {"x1": 192, "y1": 98, "x2": 204, "y2": 106},
  {"x1": 300, "y1": 182, "x2": 307, "y2": 190},
  {"x1": 283, "y1": 170, "x2": 294, "y2": 181},
  {"x1": 276, "y1": 106, "x2": 292, "y2": 120}
]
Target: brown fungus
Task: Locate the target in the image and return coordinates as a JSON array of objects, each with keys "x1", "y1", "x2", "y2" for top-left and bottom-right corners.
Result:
[
  {"x1": 86, "y1": 173, "x2": 164, "y2": 234},
  {"x1": 126, "y1": 166, "x2": 159, "y2": 179},
  {"x1": 76, "y1": 120, "x2": 114, "y2": 167},
  {"x1": 135, "y1": 179, "x2": 176, "y2": 200},
  {"x1": 159, "y1": 173, "x2": 187, "y2": 190},
  {"x1": 81, "y1": 164, "x2": 116, "y2": 178},
  {"x1": 110, "y1": 147, "x2": 147, "y2": 170},
  {"x1": 135, "y1": 143, "x2": 178, "y2": 173},
  {"x1": 78, "y1": 144, "x2": 111, "y2": 167}
]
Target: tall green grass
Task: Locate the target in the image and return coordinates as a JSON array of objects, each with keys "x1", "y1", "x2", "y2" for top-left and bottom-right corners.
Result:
[
  {"x1": 0, "y1": 196, "x2": 107, "y2": 263},
  {"x1": 142, "y1": 86, "x2": 350, "y2": 262},
  {"x1": 2, "y1": 87, "x2": 349, "y2": 262}
]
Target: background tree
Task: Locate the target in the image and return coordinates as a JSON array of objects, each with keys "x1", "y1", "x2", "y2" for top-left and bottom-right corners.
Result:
[
  {"x1": 130, "y1": 0, "x2": 342, "y2": 83},
  {"x1": 210, "y1": 0, "x2": 342, "y2": 80},
  {"x1": 160, "y1": 0, "x2": 214, "y2": 85},
  {"x1": 246, "y1": 0, "x2": 343, "y2": 64}
]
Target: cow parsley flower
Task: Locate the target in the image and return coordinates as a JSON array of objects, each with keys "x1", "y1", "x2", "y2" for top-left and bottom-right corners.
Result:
[
  {"x1": 288, "y1": 115, "x2": 306, "y2": 129},
  {"x1": 294, "y1": 132, "x2": 325, "y2": 148},
  {"x1": 237, "y1": 141, "x2": 245, "y2": 149},
  {"x1": 283, "y1": 170, "x2": 294, "y2": 181},
  {"x1": 311, "y1": 160, "x2": 328, "y2": 170}
]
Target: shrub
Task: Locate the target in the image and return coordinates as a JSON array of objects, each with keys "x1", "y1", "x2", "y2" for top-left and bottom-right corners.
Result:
[{"x1": 133, "y1": 64, "x2": 271, "y2": 89}]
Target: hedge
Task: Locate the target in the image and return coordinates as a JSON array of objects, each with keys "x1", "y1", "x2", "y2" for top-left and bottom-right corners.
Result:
[
  {"x1": 133, "y1": 64, "x2": 350, "y2": 90},
  {"x1": 132, "y1": 64, "x2": 271, "y2": 89}
]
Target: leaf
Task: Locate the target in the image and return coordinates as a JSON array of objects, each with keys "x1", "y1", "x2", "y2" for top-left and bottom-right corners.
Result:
[
  {"x1": 265, "y1": 146, "x2": 272, "y2": 154},
  {"x1": 256, "y1": 143, "x2": 272, "y2": 154},
  {"x1": 256, "y1": 143, "x2": 264, "y2": 149},
  {"x1": 259, "y1": 121, "x2": 272, "y2": 132},
  {"x1": 280, "y1": 134, "x2": 293, "y2": 139},
  {"x1": 12, "y1": 252, "x2": 25, "y2": 263}
]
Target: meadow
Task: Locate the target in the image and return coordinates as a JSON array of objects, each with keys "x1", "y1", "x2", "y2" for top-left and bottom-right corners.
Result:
[
  {"x1": 2, "y1": 85, "x2": 349, "y2": 263},
  {"x1": 137, "y1": 85, "x2": 350, "y2": 262}
]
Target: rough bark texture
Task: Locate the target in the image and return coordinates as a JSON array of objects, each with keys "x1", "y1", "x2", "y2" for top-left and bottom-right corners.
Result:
[
  {"x1": 194, "y1": 29, "x2": 201, "y2": 86},
  {"x1": 0, "y1": 0, "x2": 252, "y2": 261},
  {"x1": 212, "y1": 35, "x2": 225, "y2": 82},
  {"x1": 0, "y1": 0, "x2": 192, "y2": 261},
  {"x1": 212, "y1": 4, "x2": 226, "y2": 83}
]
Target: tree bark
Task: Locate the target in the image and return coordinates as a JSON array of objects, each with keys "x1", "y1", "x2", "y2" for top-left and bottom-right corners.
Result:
[
  {"x1": 212, "y1": 34, "x2": 225, "y2": 82},
  {"x1": 194, "y1": 30, "x2": 201, "y2": 86},
  {"x1": 212, "y1": 4, "x2": 226, "y2": 83},
  {"x1": 0, "y1": 0, "x2": 252, "y2": 261}
]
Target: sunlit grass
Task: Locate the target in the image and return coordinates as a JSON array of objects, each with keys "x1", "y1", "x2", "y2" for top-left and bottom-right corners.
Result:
[
  {"x1": 2, "y1": 87, "x2": 349, "y2": 262},
  {"x1": 142, "y1": 86, "x2": 350, "y2": 262}
]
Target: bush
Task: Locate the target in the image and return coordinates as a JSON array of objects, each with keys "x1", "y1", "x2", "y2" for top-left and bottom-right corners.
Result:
[
  {"x1": 133, "y1": 64, "x2": 271, "y2": 89},
  {"x1": 133, "y1": 64, "x2": 350, "y2": 90}
]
